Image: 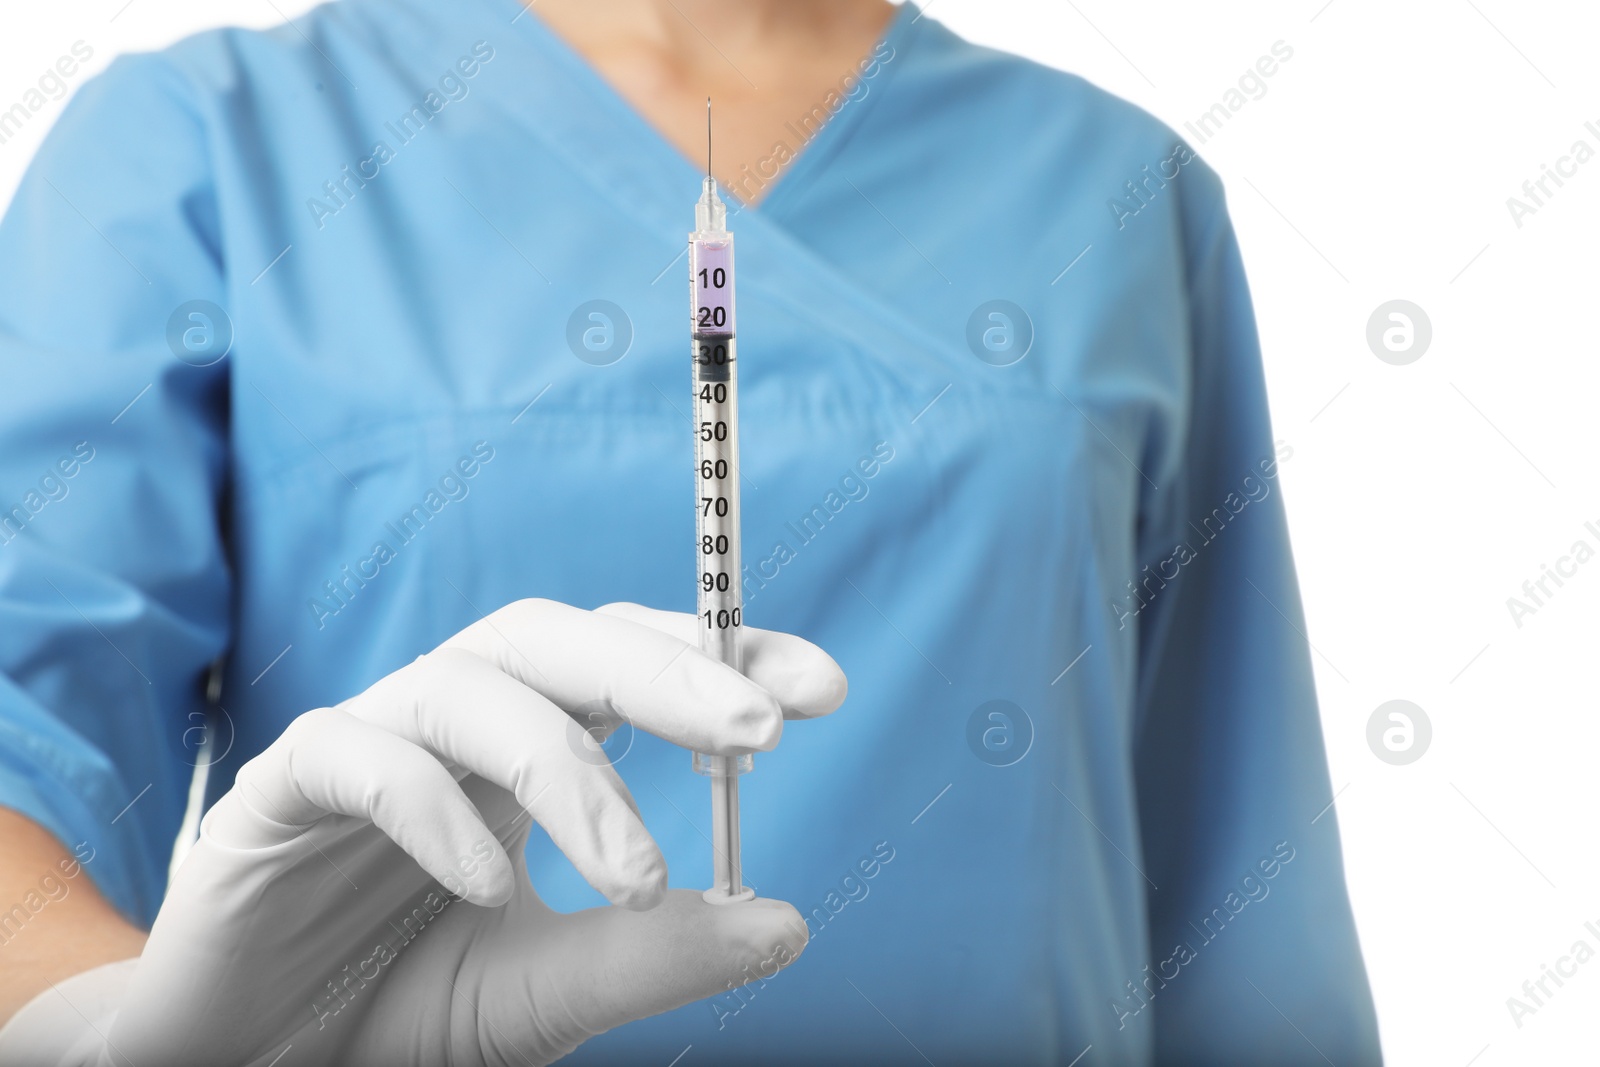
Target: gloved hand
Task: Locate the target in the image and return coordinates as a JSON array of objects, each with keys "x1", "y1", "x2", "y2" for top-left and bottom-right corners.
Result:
[{"x1": 0, "y1": 600, "x2": 846, "y2": 1067}]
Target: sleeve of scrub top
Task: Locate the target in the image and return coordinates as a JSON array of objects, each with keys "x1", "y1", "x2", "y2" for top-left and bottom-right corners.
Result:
[
  {"x1": 0, "y1": 54, "x2": 231, "y2": 928},
  {"x1": 1129, "y1": 197, "x2": 1383, "y2": 1064}
]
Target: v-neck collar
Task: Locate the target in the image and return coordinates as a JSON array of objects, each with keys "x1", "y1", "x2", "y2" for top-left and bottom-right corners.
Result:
[
  {"x1": 479, "y1": 0, "x2": 919, "y2": 221},
  {"x1": 454, "y1": 0, "x2": 966, "y2": 389}
]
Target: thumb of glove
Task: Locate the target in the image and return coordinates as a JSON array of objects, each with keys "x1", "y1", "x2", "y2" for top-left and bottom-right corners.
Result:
[{"x1": 539, "y1": 889, "x2": 809, "y2": 1042}]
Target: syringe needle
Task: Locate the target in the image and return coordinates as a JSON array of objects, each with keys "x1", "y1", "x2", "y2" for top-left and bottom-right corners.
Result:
[{"x1": 706, "y1": 96, "x2": 712, "y2": 181}]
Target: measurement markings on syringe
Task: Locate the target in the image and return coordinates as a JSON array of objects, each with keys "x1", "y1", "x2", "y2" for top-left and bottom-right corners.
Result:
[{"x1": 692, "y1": 238, "x2": 739, "y2": 639}]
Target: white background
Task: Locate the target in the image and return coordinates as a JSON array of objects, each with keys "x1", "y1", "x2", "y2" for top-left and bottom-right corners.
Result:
[{"x1": 3, "y1": 2, "x2": 1596, "y2": 1064}]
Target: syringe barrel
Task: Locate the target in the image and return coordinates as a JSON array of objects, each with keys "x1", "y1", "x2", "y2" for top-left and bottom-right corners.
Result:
[{"x1": 689, "y1": 231, "x2": 742, "y2": 668}]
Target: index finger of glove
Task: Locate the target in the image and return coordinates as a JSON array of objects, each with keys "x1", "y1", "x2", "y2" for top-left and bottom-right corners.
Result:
[{"x1": 440, "y1": 599, "x2": 781, "y2": 756}]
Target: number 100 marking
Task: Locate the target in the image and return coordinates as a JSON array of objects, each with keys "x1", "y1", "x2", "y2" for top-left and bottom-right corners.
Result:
[{"x1": 703, "y1": 607, "x2": 741, "y2": 629}]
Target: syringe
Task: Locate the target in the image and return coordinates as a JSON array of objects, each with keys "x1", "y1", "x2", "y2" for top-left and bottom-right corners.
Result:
[{"x1": 690, "y1": 100, "x2": 754, "y2": 905}]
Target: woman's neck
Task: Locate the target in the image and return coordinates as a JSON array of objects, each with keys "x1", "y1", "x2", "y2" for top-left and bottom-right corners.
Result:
[{"x1": 525, "y1": 0, "x2": 898, "y2": 203}]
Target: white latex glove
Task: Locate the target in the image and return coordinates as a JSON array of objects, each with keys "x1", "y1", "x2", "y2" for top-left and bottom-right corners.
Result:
[{"x1": 0, "y1": 600, "x2": 846, "y2": 1067}]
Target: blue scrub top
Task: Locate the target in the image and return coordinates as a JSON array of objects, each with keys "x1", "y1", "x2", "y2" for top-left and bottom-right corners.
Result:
[{"x1": 0, "y1": 1, "x2": 1380, "y2": 1063}]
